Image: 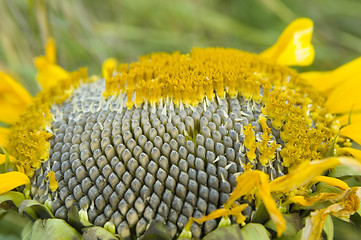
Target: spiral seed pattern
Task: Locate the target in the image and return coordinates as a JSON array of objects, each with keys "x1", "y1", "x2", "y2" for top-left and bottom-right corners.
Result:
[{"x1": 30, "y1": 80, "x2": 285, "y2": 239}]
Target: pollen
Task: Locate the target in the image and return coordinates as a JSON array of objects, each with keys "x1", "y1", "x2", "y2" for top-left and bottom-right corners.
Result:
[{"x1": 8, "y1": 47, "x2": 339, "y2": 239}]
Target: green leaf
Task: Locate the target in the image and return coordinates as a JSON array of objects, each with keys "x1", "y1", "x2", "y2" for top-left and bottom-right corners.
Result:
[
  {"x1": 239, "y1": 223, "x2": 270, "y2": 240},
  {"x1": 202, "y1": 224, "x2": 243, "y2": 240},
  {"x1": 82, "y1": 226, "x2": 119, "y2": 240},
  {"x1": 265, "y1": 213, "x2": 302, "y2": 237},
  {"x1": 23, "y1": 219, "x2": 82, "y2": 240},
  {"x1": 328, "y1": 166, "x2": 361, "y2": 178},
  {"x1": 0, "y1": 191, "x2": 25, "y2": 208},
  {"x1": 19, "y1": 200, "x2": 53, "y2": 220},
  {"x1": 322, "y1": 215, "x2": 334, "y2": 240}
]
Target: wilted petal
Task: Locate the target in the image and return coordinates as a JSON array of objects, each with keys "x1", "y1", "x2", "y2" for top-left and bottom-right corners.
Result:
[
  {"x1": 270, "y1": 157, "x2": 361, "y2": 193},
  {"x1": 225, "y1": 170, "x2": 285, "y2": 237},
  {"x1": 302, "y1": 188, "x2": 360, "y2": 240},
  {"x1": 0, "y1": 171, "x2": 30, "y2": 194},
  {"x1": 261, "y1": 18, "x2": 314, "y2": 66}
]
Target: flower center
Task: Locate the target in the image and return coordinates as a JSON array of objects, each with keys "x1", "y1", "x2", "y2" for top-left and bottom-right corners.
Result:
[{"x1": 8, "y1": 47, "x2": 338, "y2": 239}]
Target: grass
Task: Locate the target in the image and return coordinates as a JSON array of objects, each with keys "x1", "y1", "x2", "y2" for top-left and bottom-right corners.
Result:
[{"x1": 1, "y1": 0, "x2": 361, "y2": 95}]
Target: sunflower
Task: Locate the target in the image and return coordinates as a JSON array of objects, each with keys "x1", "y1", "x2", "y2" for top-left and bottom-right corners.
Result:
[{"x1": 1, "y1": 18, "x2": 361, "y2": 240}]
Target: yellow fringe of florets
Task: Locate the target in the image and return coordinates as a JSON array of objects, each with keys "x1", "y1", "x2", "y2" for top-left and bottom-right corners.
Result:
[
  {"x1": 104, "y1": 47, "x2": 338, "y2": 168},
  {"x1": 7, "y1": 68, "x2": 94, "y2": 178}
]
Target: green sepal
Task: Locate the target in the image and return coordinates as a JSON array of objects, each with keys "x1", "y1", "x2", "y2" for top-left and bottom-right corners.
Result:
[
  {"x1": 19, "y1": 199, "x2": 54, "y2": 219},
  {"x1": 82, "y1": 226, "x2": 119, "y2": 240},
  {"x1": 322, "y1": 215, "x2": 334, "y2": 240},
  {"x1": 22, "y1": 218, "x2": 82, "y2": 240},
  {"x1": 275, "y1": 230, "x2": 302, "y2": 240},
  {"x1": 328, "y1": 165, "x2": 361, "y2": 178},
  {"x1": 0, "y1": 191, "x2": 26, "y2": 208},
  {"x1": 202, "y1": 223, "x2": 270, "y2": 240},
  {"x1": 202, "y1": 224, "x2": 243, "y2": 240},
  {"x1": 251, "y1": 202, "x2": 270, "y2": 224},
  {"x1": 239, "y1": 223, "x2": 271, "y2": 240},
  {"x1": 141, "y1": 220, "x2": 172, "y2": 240},
  {"x1": 67, "y1": 205, "x2": 90, "y2": 232},
  {"x1": 265, "y1": 213, "x2": 303, "y2": 237}
]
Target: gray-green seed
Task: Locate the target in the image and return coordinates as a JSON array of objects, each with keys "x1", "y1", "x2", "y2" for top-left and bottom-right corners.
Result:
[{"x1": 31, "y1": 80, "x2": 286, "y2": 239}]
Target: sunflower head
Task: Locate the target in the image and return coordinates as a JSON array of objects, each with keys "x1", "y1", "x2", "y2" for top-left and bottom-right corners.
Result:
[{"x1": 1, "y1": 18, "x2": 361, "y2": 240}]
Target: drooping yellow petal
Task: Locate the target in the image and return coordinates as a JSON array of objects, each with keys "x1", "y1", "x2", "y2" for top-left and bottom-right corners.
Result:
[
  {"x1": 102, "y1": 58, "x2": 118, "y2": 79},
  {"x1": 270, "y1": 157, "x2": 361, "y2": 193},
  {"x1": 302, "y1": 206, "x2": 338, "y2": 240},
  {"x1": 0, "y1": 171, "x2": 30, "y2": 194},
  {"x1": 312, "y1": 176, "x2": 350, "y2": 190},
  {"x1": 0, "y1": 72, "x2": 32, "y2": 124},
  {"x1": 225, "y1": 170, "x2": 285, "y2": 237},
  {"x1": 337, "y1": 113, "x2": 361, "y2": 126},
  {"x1": 0, "y1": 127, "x2": 10, "y2": 148},
  {"x1": 256, "y1": 171, "x2": 285, "y2": 237},
  {"x1": 325, "y1": 76, "x2": 361, "y2": 114},
  {"x1": 302, "y1": 188, "x2": 360, "y2": 240},
  {"x1": 301, "y1": 57, "x2": 361, "y2": 95},
  {"x1": 342, "y1": 147, "x2": 361, "y2": 161},
  {"x1": 34, "y1": 38, "x2": 70, "y2": 90},
  {"x1": 340, "y1": 123, "x2": 361, "y2": 146},
  {"x1": 260, "y1": 18, "x2": 314, "y2": 66}
]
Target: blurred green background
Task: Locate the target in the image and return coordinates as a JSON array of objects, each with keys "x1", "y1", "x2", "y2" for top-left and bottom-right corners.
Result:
[{"x1": 1, "y1": 0, "x2": 361, "y2": 239}]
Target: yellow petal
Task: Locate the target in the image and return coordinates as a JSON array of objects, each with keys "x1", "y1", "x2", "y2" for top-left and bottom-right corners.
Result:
[
  {"x1": 0, "y1": 127, "x2": 10, "y2": 148},
  {"x1": 256, "y1": 171, "x2": 285, "y2": 237},
  {"x1": 340, "y1": 123, "x2": 361, "y2": 146},
  {"x1": 225, "y1": 170, "x2": 285, "y2": 237},
  {"x1": 342, "y1": 147, "x2": 361, "y2": 161},
  {"x1": 36, "y1": 64, "x2": 70, "y2": 90},
  {"x1": 0, "y1": 72, "x2": 32, "y2": 124},
  {"x1": 0, "y1": 171, "x2": 30, "y2": 194},
  {"x1": 260, "y1": 18, "x2": 314, "y2": 66},
  {"x1": 302, "y1": 57, "x2": 361, "y2": 95},
  {"x1": 34, "y1": 38, "x2": 69, "y2": 90},
  {"x1": 0, "y1": 154, "x2": 16, "y2": 165},
  {"x1": 337, "y1": 113, "x2": 361, "y2": 126},
  {"x1": 312, "y1": 176, "x2": 349, "y2": 190},
  {"x1": 325, "y1": 76, "x2": 361, "y2": 114},
  {"x1": 45, "y1": 38, "x2": 56, "y2": 65},
  {"x1": 302, "y1": 188, "x2": 360, "y2": 240},
  {"x1": 102, "y1": 58, "x2": 118, "y2": 79},
  {"x1": 302, "y1": 207, "x2": 336, "y2": 240},
  {"x1": 270, "y1": 157, "x2": 361, "y2": 192}
]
